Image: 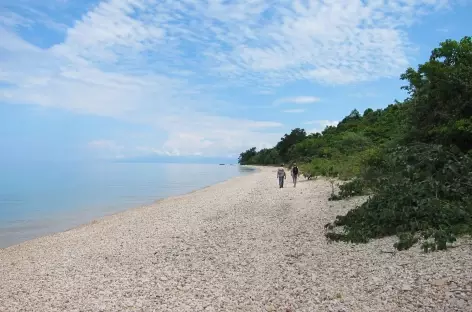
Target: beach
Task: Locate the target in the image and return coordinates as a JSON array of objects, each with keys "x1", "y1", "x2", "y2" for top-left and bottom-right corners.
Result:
[{"x1": 1, "y1": 167, "x2": 471, "y2": 311}]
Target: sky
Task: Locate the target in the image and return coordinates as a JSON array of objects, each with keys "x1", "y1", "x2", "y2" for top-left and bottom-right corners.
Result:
[{"x1": 0, "y1": 0, "x2": 471, "y2": 162}]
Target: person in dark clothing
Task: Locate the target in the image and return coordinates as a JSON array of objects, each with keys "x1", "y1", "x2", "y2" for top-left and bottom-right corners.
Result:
[{"x1": 291, "y1": 163, "x2": 299, "y2": 187}]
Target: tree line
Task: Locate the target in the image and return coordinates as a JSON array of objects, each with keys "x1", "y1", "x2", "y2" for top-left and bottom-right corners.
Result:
[{"x1": 238, "y1": 37, "x2": 472, "y2": 252}]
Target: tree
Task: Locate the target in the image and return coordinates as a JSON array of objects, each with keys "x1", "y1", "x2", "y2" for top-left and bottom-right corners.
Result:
[
  {"x1": 348, "y1": 109, "x2": 361, "y2": 119},
  {"x1": 363, "y1": 108, "x2": 374, "y2": 117},
  {"x1": 238, "y1": 147, "x2": 257, "y2": 164},
  {"x1": 250, "y1": 148, "x2": 281, "y2": 165},
  {"x1": 335, "y1": 132, "x2": 372, "y2": 154},
  {"x1": 275, "y1": 128, "x2": 307, "y2": 162},
  {"x1": 401, "y1": 36, "x2": 472, "y2": 152}
]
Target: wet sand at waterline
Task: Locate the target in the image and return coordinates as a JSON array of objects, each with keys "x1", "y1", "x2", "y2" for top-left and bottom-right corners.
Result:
[{"x1": 1, "y1": 167, "x2": 471, "y2": 311}]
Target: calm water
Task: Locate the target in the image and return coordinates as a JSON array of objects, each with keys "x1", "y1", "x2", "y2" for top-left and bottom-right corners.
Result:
[{"x1": 0, "y1": 162, "x2": 254, "y2": 248}]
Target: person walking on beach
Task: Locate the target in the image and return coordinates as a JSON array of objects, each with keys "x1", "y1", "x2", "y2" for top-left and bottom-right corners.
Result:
[
  {"x1": 291, "y1": 163, "x2": 299, "y2": 187},
  {"x1": 277, "y1": 165, "x2": 286, "y2": 188}
]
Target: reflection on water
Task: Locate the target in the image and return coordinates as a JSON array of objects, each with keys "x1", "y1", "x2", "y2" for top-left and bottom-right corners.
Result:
[{"x1": 0, "y1": 162, "x2": 254, "y2": 248}]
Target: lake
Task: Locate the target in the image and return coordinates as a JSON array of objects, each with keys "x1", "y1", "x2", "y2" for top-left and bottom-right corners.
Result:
[{"x1": 0, "y1": 161, "x2": 254, "y2": 248}]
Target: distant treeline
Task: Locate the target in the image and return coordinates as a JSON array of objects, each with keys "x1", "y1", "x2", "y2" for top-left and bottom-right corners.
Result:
[{"x1": 239, "y1": 37, "x2": 472, "y2": 252}]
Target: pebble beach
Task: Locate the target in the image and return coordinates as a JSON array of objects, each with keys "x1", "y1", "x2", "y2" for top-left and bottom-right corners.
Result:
[{"x1": 1, "y1": 167, "x2": 471, "y2": 312}]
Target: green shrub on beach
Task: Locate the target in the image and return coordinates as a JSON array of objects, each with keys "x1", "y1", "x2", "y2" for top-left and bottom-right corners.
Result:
[{"x1": 325, "y1": 144, "x2": 472, "y2": 251}]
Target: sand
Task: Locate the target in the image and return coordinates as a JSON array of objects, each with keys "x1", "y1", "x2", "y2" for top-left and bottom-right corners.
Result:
[{"x1": 1, "y1": 167, "x2": 471, "y2": 312}]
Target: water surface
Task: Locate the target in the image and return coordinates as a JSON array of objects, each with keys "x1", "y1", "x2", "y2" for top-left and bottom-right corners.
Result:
[{"x1": 0, "y1": 162, "x2": 253, "y2": 248}]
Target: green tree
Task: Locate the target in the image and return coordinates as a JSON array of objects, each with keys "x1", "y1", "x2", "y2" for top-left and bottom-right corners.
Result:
[
  {"x1": 275, "y1": 128, "x2": 307, "y2": 162},
  {"x1": 335, "y1": 132, "x2": 372, "y2": 154},
  {"x1": 238, "y1": 147, "x2": 257, "y2": 164},
  {"x1": 401, "y1": 36, "x2": 472, "y2": 152}
]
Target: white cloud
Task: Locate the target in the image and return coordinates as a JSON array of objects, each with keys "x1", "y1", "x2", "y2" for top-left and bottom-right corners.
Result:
[
  {"x1": 283, "y1": 109, "x2": 305, "y2": 113},
  {"x1": 0, "y1": 0, "x2": 459, "y2": 157},
  {"x1": 257, "y1": 89, "x2": 274, "y2": 95},
  {"x1": 304, "y1": 120, "x2": 339, "y2": 134},
  {"x1": 0, "y1": 11, "x2": 30, "y2": 28},
  {"x1": 194, "y1": 0, "x2": 453, "y2": 85},
  {"x1": 0, "y1": 2, "x2": 70, "y2": 32},
  {"x1": 154, "y1": 114, "x2": 283, "y2": 157},
  {"x1": 275, "y1": 96, "x2": 321, "y2": 105}
]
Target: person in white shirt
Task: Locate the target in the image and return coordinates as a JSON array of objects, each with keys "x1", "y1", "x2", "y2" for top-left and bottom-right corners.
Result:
[{"x1": 277, "y1": 165, "x2": 286, "y2": 188}]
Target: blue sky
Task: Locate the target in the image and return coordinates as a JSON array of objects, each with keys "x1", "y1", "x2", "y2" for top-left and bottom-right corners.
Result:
[{"x1": 1, "y1": 0, "x2": 471, "y2": 162}]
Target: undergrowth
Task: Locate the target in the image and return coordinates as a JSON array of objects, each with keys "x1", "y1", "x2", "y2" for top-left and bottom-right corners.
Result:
[
  {"x1": 328, "y1": 178, "x2": 367, "y2": 201},
  {"x1": 325, "y1": 144, "x2": 472, "y2": 251}
]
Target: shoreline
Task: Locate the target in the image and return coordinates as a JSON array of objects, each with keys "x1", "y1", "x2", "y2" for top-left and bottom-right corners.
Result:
[
  {"x1": 1, "y1": 166, "x2": 471, "y2": 311},
  {"x1": 60, "y1": 165, "x2": 260, "y2": 233},
  {"x1": 0, "y1": 165, "x2": 259, "y2": 250}
]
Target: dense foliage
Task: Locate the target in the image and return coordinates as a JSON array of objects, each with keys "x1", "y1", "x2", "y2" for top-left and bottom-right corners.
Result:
[
  {"x1": 401, "y1": 37, "x2": 472, "y2": 151},
  {"x1": 326, "y1": 144, "x2": 472, "y2": 252},
  {"x1": 239, "y1": 103, "x2": 408, "y2": 177},
  {"x1": 239, "y1": 37, "x2": 472, "y2": 251},
  {"x1": 238, "y1": 128, "x2": 306, "y2": 165}
]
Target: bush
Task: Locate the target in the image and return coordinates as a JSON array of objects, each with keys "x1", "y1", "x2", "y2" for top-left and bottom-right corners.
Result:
[
  {"x1": 329, "y1": 178, "x2": 367, "y2": 201},
  {"x1": 325, "y1": 144, "x2": 472, "y2": 251},
  {"x1": 302, "y1": 155, "x2": 364, "y2": 181}
]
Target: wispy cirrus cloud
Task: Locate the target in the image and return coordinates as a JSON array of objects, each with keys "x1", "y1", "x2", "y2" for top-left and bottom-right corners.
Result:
[
  {"x1": 275, "y1": 96, "x2": 321, "y2": 105},
  {"x1": 283, "y1": 109, "x2": 305, "y2": 113},
  {"x1": 0, "y1": 0, "x2": 460, "y2": 157}
]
